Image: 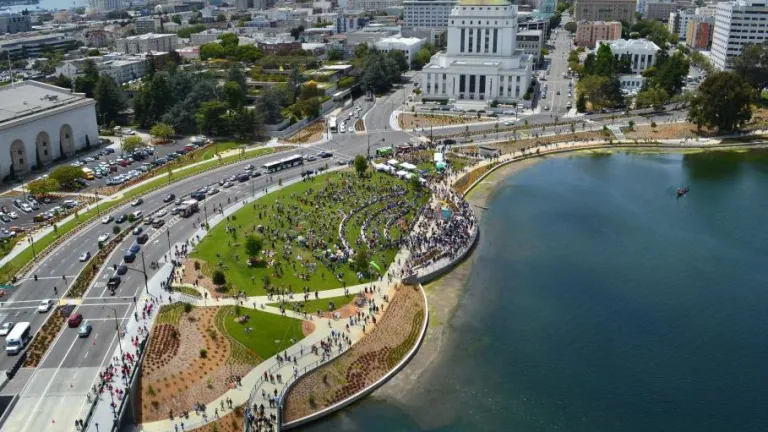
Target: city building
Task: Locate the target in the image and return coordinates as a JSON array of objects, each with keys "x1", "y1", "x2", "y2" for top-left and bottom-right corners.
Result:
[
  {"x1": 135, "y1": 17, "x2": 157, "y2": 34},
  {"x1": 190, "y1": 29, "x2": 222, "y2": 45},
  {"x1": 711, "y1": 0, "x2": 768, "y2": 70},
  {"x1": 346, "y1": 0, "x2": 403, "y2": 9},
  {"x1": 516, "y1": 29, "x2": 543, "y2": 61},
  {"x1": 404, "y1": 0, "x2": 458, "y2": 28},
  {"x1": 0, "y1": 14, "x2": 32, "y2": 34},
  {"x1": 695, "y1": 5, "x2": 717, "y2": 17},
  {"x1": 346, "y1": 26, "x2": 400, "y2": 48},
  {"x1": 573, "y1": 0, "x2": 636, "y2": 23},
  {"x1": 92, "y1": 0, "x2": 122, "y2": 12},
  {"x1": 532, "y1": 0, "x2": 556, "y2": 18},
  {"x1": 115, "y1": 33, "x2": 178, "y2": 54},
  {"x1": 668, "y1": 10, "x2": 697, "y2": 40},
  {"x1": 0, "y1": 81, "x2": 98, "y2": 178},
  {"x1": 87, "y1": 30, "x2": 114, "y2": 48},
  {"x1": 374, "y1": 35, "x2": 425, "y2": 67},
  {"x1": 257, "y1": 40, "x2": 302, "y2": 54},
  {"x1": 422, "y1": 0, "x2": 533, "y2": 107},
  {"x1": 686, "y1": 16, "x2": 714, "y2": 49},
  {"x1": 645, "y1": 1, "x2": 678, "y2": 22},
  {"x1": 402, "y1": 27, "x2": 447, "y2": 46},
  {"x1": 55, "y1": 52, "x2": 168, "y2": 84},
  {"x1": 518, "y1": 15, "x2": 549, "y2": 33},
  {"x1": 0, "y1": 34, "x2": 77, "y2": 60},
  {"x1": 597, "y1": 38, "x2": 660, "y2": 73},
  {"x1": 575, "y1": 20, "x2": 622, "y2": 48}
]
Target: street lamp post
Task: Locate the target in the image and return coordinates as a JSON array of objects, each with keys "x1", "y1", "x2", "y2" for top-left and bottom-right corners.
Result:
[
  {"x1": 203, "y1": 204, "x2": 208, "y2": 226},
  {"x1": 28, "y1": 235, "x2": 36, "y2": 259},
  {"x1": 140, "y1": 252, "x2": 150, "y2": 295},
  {"x1": 95, "y1": 191, "x2": 101, "y2": 217},
  {"x1": 166, "y1": 229, "x2": 172, "y2": 262},
  {"x1": 104, "y1": 306, "x2": 126, "y2": 362}
]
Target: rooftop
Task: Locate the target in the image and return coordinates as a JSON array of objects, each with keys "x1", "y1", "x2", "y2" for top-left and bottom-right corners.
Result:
[
  {"x1": 0, "y1": 81, "x2": 86, "y2": 124},
  {"x1": 458, "y1": 0, "x2": 511, "y2": 5},
  {"x1": 600, "y1": 38, "x2": 661, "y2": 52}
]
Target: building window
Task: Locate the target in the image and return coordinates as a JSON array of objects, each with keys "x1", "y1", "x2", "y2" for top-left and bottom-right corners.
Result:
[
  {"x1": 461, "y1": 28, "x2": 465, "y2": 52},
  {"x1": 493, "y1": 29, "x2": 498, "y2": 53}
]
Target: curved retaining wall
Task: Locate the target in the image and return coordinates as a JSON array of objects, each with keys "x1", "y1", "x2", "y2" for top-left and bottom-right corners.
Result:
[{"x1": 280, "y1": 283, "x2": 430, "y2": 430}]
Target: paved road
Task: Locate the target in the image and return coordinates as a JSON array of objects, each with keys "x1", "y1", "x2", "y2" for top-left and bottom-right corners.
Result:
[{"x1": 0, "y1": 89, "x2": 414, "y2": 432}]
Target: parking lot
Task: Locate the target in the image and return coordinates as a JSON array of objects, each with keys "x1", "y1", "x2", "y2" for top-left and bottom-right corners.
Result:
[{"x1": 0, "y1": 135, "x2": 216, "y2": 230}]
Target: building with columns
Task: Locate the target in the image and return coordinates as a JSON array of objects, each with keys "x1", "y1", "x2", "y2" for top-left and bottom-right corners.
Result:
[
  {"x1": 421, "y1": 0, "x2": 533, "y2": 107},
  {"x1": 0, "y1": 81, "x2": 98, "y2": 179}
]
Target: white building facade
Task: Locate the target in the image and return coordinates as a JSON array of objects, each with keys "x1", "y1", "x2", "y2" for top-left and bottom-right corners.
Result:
[
  {"x1": 711, "y1": 0, "x2": 768, "y2": 70},
  {"x1": 374, "y1": 35, "x2": 425, "y2": 67},
  {"x1": 404, "y1": 0, "x2": 458, "y2": 28},
  {"x1": 0, "y1": 81, "x2": 98, "y2": 178},
  {"x1": 115, "y1": 33, "x2": 178, "y2": 54},
  {"x1": 422, "y1": 0, "x2": 533, "y2": 107},
  {"x1": 598, "y1": 38, "x2": 660, "y2": 73}
]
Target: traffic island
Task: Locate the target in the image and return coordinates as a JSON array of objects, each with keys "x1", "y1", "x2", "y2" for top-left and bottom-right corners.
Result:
[
  {"x1": 281, "y1": 284, "x2": 426, "y2": 424},
  {"x1": 23, "y1": 304, "x2": 75, "y2": 367}
]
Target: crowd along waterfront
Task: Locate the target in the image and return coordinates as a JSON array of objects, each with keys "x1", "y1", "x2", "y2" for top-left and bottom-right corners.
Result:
[{"x1": 301, "y1": 150, "x2": 768, "y2": 432}]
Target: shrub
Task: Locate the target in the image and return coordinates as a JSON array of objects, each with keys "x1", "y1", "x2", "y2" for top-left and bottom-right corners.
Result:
[
  {"x1": 200, "y1": 348, "x2": 208, "y2": 358},
  {"x1": 183, "y1": 302, "x2": 193, "y2": 313},
  {"x1": 113, "y1": 225, "x2": 121, "y2": 235}
]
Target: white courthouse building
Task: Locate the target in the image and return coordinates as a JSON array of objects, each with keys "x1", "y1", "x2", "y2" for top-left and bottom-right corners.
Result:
[
  {"x1": 0, "y1": 81, "x2": 98, "y2": 178},
  {"x1": 421, "y1": 0, "x2": 533, "y2": 108},
  {"x1": 711, "y1": 0, "x2": 768, "y2": 70}
]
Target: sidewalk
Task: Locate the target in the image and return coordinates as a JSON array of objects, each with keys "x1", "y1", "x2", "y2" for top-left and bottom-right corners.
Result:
[{"x1": 84, "y1": 263, "x2": 175, "y2": 432}]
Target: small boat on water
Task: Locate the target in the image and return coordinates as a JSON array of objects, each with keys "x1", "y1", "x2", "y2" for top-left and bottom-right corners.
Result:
[{"x1": 677, "y1": 187, "x2": 689, "y2": 198}]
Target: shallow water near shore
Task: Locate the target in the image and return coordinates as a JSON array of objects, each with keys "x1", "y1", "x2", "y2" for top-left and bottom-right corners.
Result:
[{"x1": 300, "y1": 150, "x2": 768, "y2": 432}]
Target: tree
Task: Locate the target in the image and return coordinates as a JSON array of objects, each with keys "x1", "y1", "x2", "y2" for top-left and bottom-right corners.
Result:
[
  {"x1": 216, "y1": 13, "x2": 227, "y2": 22},
  {"x1": 299, "y1": 81, "x2": 319, "y2": 100},
  {"x1": 27, "y1": 177, "x2": 60, "y2": 196},
  {"x1": 93, "y1": 75, "x2": 124, "y2": 126},
  {"x1": 52, "y1": 74, "x2": 72, "y2": 89},
  {"x1": 327, "y1": 48, "x2": 343, "y2": 61},
  {"x1": 261, "y1": 86, "x2": 290, "y2": 124},
  {"x1": 388, "y1": 50, "x2": 409, "y2": 73},
  {"x1": 74, "y1": 59, "x2": 99, "y2": 97},
  {"x1": 354, "y1": 155, "x2": 368, "y2": 176},
  {"x1": 564, "y1": 22, "x2": 577, "y2": 33},
  {"x1": 592, "y1": 43, "x2": 617, "y2": 77},
  {"x1": 122, "y1": 136, "x2": 144, "y2": 153},
  {"x1": 576, "y1": 92, "x2": 587, "y2": 112},
  {"x1": 212, "y1": 269, "x2": 226, "y2": 286},
  {"x1": 409, "y1": 174, "x2": 422, "y2": 191},
  {"x1": 235, "y1": 44, "x2": 261, "y2": 63},
  {"x1": 150, "y1": 123, "x2": 175, "y2": 140},
  {"x1": 87, "y1": 48, "x2": 100, "y2": 56},
  {"x1": 412, "y1": 48, "x2": 433, "y2": 70},
  {"x1": 690, "y1": 50, "x2": 715, "y2": 75},
  {"x1": 353, "y1": 243, "x2": 369, "y2": 273},
  {"x1": 688, "y1": 71, "x2": 753, "y2": 132},
  {"x1": 635, "y1": 86, "x2": 669, "y2": 111},
  {"x1": 355, "y1": 43, "x2": 369, "y2": 59},
  {"x1": 50, "y1": 165, "x2": 84, "y2": 189},
  {"x1": 200, "y1": 43, "x2": 225, "y2": 61},
  {"x1": 729, "y1": 42, "x2": 768, "y2": 91},
  {"x1": 223, "y1": 80, "x2": 246, "y2": 109},
  {"x1": 232, "y1": 108, "x2": 262, "y2": 139},
  {"x1": 172, "y1": 14, "x2": 182, "y2": 25},
  {"x1": 646, "y1": 51, "x2": 689, "y2": 96},
  {"x1": 244, "y1": 234, "x2": 263, "y2": 260},
  {"x1": 196, "y1": 100, "x2": 230, "y2": 136},
  {"x1": 288, "y1": 67, "x2": 304, "y2": 96}
]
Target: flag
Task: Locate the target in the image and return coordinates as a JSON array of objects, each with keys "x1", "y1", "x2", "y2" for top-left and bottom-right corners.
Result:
[{"x1": 369, "y1": 261, "x2": 381, "y2": 273}]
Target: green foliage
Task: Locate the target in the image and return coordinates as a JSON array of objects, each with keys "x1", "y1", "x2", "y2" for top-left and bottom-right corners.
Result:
[
  {"x1": 729, "y1": 41, "x2": 768, "y2": 91},
  {"x1": 412, "y1": 47, "x2": 433, "y2": 70},
  {"x1": 564, "y1": 21, "x2": 577, "y2": 33},
  {"x1": 150, "y1": 123, "x2": 175, "y2": 140},
  {"x1": 216, "y1": 13, "x2": 226, "y2": 22},
  {"x1": 212, "y1": 269, "x2": 226, "y2": 286},
  {"x1": 87, "y1": 48, "x2": 100, "y2": 56},
  {"x1": 196, "y1": 100, "x2": 230, "y2": 136},
  {"x1": 635, "y1": 86, "x2": 669, "y2": 111},
  {"x1": 27, "y1": 177, "x2": 60, "y2": 196},
  {"x1": 576, "y1": 92, "x2": 587, "y2": 112},
  {"x1": 200, "y1": 42, "x2": 225, "y2": 61},
  {"x1": 361, "y1": 50, "x2": 402, "y2": 93},
  {"x1": 52, "y1": 74, "x2": 72, "y2": 89},
  {"x1": 327, "y1": 48, "x2": 343, "y2": 61},
  {"x1": 177, "y1": 24, "x2": 207, "y2": 38},
  {"x1": 122, "y1": 136, "x2": 144, "y2": 153},
  {"x1": 354, "y1": 155, "x2": 368, "y2": 177},
  {"x1": 223, "y1": 81, "x2": 246, "y2": 109},
  {"x1": 688, "y1": 72, "x2": 753, "y2": 132},
  {"x1": 113, "y1": 225, "x2": 121, "y2": 235},
  {"x1": 354, "y1": 43, "x2": 369, "y2": 59},
  {"x1": 50, "y1": 165, "x2": 84, "y2": 189},
  {"x1": 245, "y1": 235, "x2": 263, "y2": 259},
  {"x1": 337, "y1": 76, "x2": 356, "y2": 89},
  {"x1": 644, "y1": 51, "x2": 689, "y2": 96},
  {"x1": 354, "y1": 243, "x2": 369, "y2": 272},
  {"x1": 172, "y1": 14, "x2": 181, "y2": 25},
  {"x1": 260, "y1": 85, "x2": 291, "y2": 124},
  {"x1": 74, "y1": 59, "x2": 99, "y2": 97},
  {"x1": 93, "y1": 75, "x2": 125, "y2": 126}
]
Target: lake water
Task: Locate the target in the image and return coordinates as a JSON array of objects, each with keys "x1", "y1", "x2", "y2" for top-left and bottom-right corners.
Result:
[
  {"x1": 301, "y1": 150, "x2": 768, "y2": 432},
  {"x1": 2, "y1": 0, "x2": 87, "y2": 14}
]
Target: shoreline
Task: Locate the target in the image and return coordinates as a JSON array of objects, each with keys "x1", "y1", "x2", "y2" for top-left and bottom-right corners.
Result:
[{"x1": 366, "y1": 144, "x2": 768, "y2": 407}]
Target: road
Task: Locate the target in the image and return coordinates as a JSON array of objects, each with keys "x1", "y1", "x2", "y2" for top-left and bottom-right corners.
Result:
[{"x1": 0, "y1": 90, "x2": 412, "y2": 431}]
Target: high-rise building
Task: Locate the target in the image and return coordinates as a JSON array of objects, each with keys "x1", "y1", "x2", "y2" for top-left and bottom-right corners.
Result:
[
  {"x1": 574, "y1": 20, "x2": 622, "y2": 48},
  {"x1": 422, "y1": 0, "x2": 533, "y2": 107},
  {"x1": 0, "y1": 14, "x2": 31, "y2": 34},
  {"x1": 669, "y1": 10, "x2": 696, "y2": 41},
  {"x1": 403, "y1": 0, "x2": 458, "y2": 28},
  {"x1": 645, "y1": 1, "x2": 677, "y2": 21},
  {"x1": 92, "y1": 0, "x2": 122, "y2": 12},
  {"x1": 686, "y1": 17, "x2": 713, "y2": 50},
  {"x1": 574, "y1": 0, "x2": 637, "y2": 23},
  {"x1": 711, "y1": 0, "x2": 768, "y2": 70}
]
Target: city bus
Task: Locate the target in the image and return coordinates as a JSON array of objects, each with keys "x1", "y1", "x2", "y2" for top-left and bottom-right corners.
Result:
[
  {"x1": 376, "y1": 146, "x2": 393, "y2": 157},
  {"x1": 179, "y1": 200, "x2": 199, "y2": 218},
  {"x1": 6, "y1": 321, "x2": 31, "y2": 355},
  {"x1": 262, "y1": 155, "x2": 304, "y2": 173}
]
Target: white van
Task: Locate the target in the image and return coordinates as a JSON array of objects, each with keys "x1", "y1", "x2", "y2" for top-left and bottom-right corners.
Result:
[{"x1": 6, "y1": 321, "x2": 31, "y2": 355}]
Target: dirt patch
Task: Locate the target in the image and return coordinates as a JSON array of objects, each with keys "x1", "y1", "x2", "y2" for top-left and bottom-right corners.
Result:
[
  {"x1": 286, "y1": 121, "x2": 325, "y2": 144},
  {"x1": 137, "y1": 306, "x2": 258, "y2": 422},
  {"x1": 399, "y1": 113, "x2": 492, "y2": 129},
  {"x1": 181, "y1": 259, "x2": 217, "y2": 299},
  {"x1": 282, "y1": 284, "x2": 425, "y2": 422},
  {"x1": 302, "y1": 320, "x2": 316, "y2": 336},
  {"x1": 624, "y1": 122, "x2": 716, "y2": 140},
  {"x1": 355, "y1": 119, "x2": 365, "y2": 132},
  {"x1": 192, "y1": 405, "x2": 247, "y2": 432}
]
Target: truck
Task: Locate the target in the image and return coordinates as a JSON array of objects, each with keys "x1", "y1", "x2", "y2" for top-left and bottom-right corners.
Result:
[
  {"x1": 6, "y1": 321, "x2": 31, "y2": 355},
  {"x1": 180, "y1": 199, "x2": 199, "y2": 217},
  {"x1": 82, "y1": 167, "x2": 95, "y2": 180}
]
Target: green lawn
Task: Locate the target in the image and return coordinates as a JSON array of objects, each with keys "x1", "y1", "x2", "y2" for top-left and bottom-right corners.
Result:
[
  {"x1": 220, "y1": 305, "x2": 305, "y2": 359},
  {"x1": 267, "y1": 294, "x2": 355, "y2": 313},
  {"x1": 191, "y1": 170, "x2": 429, "y2": 296}
]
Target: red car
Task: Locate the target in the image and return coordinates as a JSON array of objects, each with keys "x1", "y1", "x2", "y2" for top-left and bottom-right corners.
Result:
[{"x1": 68, "y1": 312, "x2": 83, "y2": 328}]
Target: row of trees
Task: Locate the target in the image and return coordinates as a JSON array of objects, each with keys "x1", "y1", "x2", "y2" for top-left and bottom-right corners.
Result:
[
  {"x1": 199, "y1": 33, "x2": 262, "y2": 63},
  {"x1": 359, "y1": 46, "x2": 409, "y2": 94}
]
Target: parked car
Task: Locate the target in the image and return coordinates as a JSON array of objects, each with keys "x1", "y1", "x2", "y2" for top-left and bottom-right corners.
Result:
[
  {"x1": 0, "y1": 322, "x2": 14, "y2": 336},
  {"x1": 132, "y1": 227, "x2": 143, "y2": 235}
]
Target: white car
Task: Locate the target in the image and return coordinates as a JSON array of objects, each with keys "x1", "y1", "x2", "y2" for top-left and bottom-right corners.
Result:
[
  {"x1": 79, "y1": 251, "x2": 91, "y2": 262},
  {"x1": 154, "y1": 209, "x2": 168, "y2": 218},
  {"x1": 101, "y1": 215, "x2": 114, "y2": 224},
  {"x1": 37, "y1": 299, "x2": 53, "y2": 313},
  {"x1": 20, "y1": 203, "x2": 32, "y2": 213},
  {"x1": 0, "y1": 322, "x2": 13, "y2": 336},
  {"x1": 98, "y1": 233, "x2": 110, "y2": 242},
  {"x1": 503, "y1": 120, "x2": 516, "y2": 126},
  {"x1": 8, "y1": 211, "x2": 18, "y2": 219}
]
